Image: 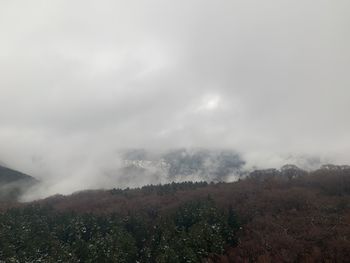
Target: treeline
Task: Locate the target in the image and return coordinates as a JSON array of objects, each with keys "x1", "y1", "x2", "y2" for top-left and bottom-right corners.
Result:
[
  {"x1": 110, "y1": 181, "x2": 209, "y2": 196},
  {"x1": 0, "y1": 199, "x2": 238, "y2": 262}
]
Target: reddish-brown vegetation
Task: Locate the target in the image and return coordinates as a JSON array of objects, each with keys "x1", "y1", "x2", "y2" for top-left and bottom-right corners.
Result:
[{"x1": 3, "y1": 167, "x2": 350, "y2": 262}]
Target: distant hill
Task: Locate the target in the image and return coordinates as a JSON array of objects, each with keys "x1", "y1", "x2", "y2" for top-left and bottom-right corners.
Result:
[
  {"x1": 120, "y1": 148, "x2": 245, "y2": 183},
  {"x1": 0, "y1": 165, "x2": 38, "y2": 201}
]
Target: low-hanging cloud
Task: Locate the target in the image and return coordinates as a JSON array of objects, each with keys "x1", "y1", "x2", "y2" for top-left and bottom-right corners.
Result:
[{"x1": 0, "y1": 0, "x2": 349, "y2": 199}]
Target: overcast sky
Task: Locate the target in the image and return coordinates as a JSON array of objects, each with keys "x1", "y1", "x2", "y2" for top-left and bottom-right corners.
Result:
[{"x1": 0, "y1": 0, "x2": 350, "y2": 194}]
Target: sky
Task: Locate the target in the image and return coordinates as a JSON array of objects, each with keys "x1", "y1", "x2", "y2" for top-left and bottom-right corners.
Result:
[{"x1": 0, "y1": 0, "x2": 349, "y2": 197}]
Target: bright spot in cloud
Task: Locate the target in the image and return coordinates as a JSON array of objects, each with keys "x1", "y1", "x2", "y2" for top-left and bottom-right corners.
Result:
[{"x1": 196, "y1": 94, "x2": 221, "y2": 112}]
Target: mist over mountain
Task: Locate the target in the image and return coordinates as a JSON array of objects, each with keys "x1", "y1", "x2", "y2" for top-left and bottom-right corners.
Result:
[
  {"x1": 0, "y1": 0, "x2": 349, "y2": 261},
  {"x1": 16, "y1": 148, "x2": 246, "y2": 201},
  {"x1": 0, "y1": 165, "x2": 38, "y2": 201},
  {"x1": 0, "y1": 0, "x2": 349, "y2": 197},
  {"x1": 119, "y1": 148, "x2": 245, "y2": 183},
  {"x1": 2, "y1": 147, "x2": 339, "y2": 202}
]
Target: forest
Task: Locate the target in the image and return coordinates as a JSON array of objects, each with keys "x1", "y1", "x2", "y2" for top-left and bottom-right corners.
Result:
[{"x1": 0, "y1": 165, "x2": 350, "y2": 262}]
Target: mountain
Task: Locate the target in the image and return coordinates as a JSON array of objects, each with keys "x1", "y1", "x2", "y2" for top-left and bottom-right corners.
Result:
[
  {"x1": 120, "y1": 148, "x2": 245, "y2": 183},
  {"x1": 0, "y1": 165, "x2": 38, "y2": 201}
]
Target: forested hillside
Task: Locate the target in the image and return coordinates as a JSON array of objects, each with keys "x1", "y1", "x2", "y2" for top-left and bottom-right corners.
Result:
[{"x1": 0, "y1": 166, "x2": 350, "y2": 262}]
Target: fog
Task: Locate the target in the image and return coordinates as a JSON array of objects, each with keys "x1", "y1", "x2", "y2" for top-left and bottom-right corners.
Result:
[{"x1": 0, "y1": 0, "x2": 349, "y2": 199}]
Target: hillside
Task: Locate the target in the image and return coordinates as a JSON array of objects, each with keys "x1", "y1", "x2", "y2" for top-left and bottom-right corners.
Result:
[
  {"x1": 0, "y1": 165, "x2": 349, "y2": 262},
  {"x1": 0, "y1": 165, "x2": 38, "y2": 201}
]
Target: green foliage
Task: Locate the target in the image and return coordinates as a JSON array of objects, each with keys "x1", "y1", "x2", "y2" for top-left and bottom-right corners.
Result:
[
  {"x1": 0, "y1": 200, "x2": 239, "y2": 262},
  {"x1": 141, "y1": 199, "x2": 238, "y2": 262}
]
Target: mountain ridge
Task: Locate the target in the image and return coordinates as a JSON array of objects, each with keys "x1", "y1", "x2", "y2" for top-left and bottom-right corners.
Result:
[{"x1": 0, "y1": 165, "x2": 38, "y2": 201}]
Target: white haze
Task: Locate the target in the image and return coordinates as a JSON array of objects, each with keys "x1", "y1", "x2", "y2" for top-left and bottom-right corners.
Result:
[{"x1": 0, "y1": 0, "x2": 349, "y2": 200}]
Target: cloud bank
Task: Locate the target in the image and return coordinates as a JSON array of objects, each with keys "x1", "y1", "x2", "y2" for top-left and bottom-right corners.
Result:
[{"x1": 0, "y1": 0, "x2": 349, "y2": 198}]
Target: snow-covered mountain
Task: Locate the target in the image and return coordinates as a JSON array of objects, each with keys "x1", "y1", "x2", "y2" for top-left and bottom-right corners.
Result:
[{"x1": 119, "y1": 149, "x2": 246, "y2": 183}]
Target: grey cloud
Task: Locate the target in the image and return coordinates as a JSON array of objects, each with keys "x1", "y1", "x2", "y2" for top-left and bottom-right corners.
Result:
[{"x1": 0, "y1": 0, "x2": 349, "y2": 198}]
